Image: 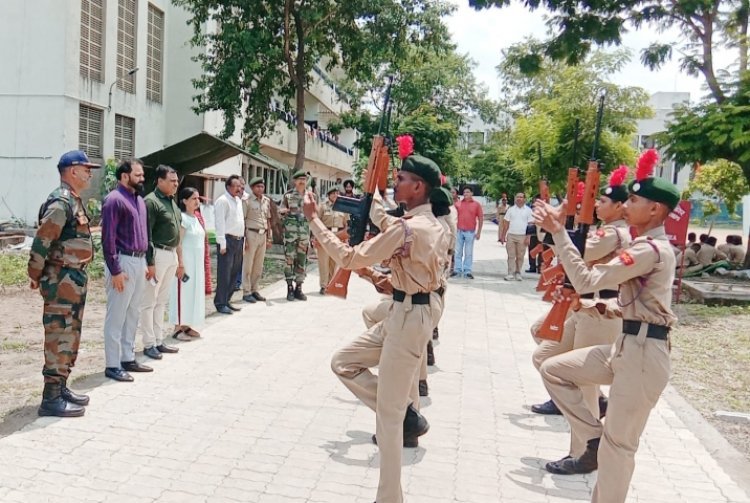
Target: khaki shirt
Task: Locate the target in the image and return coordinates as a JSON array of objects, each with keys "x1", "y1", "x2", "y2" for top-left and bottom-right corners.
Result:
[
  {"x1": 310, "y1": 203, "x2": 446, "y2": 295},
  {"x1": 697, "y1": 244, "x2": 724, "y2": 266},
  {"x1": 437, "y1": 209, "x2": 457, "y2": 282},
  {"x1": 318, "y1": 199, "x2": 349, "y2": 230},
  {"x1": 552, "y1": 225, "x2": 677, "y2": 327},
  {"x1": 584, "y1": 219, "x2": 630, "y2": 265},
  {"x1": 243, "y1": 194, "x2": 271, "y2": 232},
  {"x1": 718, "y1": 243, "x2": 745, "y2": 264}
]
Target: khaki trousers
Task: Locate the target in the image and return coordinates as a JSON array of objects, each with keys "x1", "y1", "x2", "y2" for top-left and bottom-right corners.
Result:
[
  {"x1": 531, "y1": 310, "x2": 621, "y2": 456},
  {"x1": 318, "y1": 246, "x2": 337, "y2": 289},
  {"x1": 335, "y1": 294, "x2": 443, "y2": 503},
  {"x1": 506, "y1": 233, "x2": 527, "y2": 274},
  {"x1": 138, "y1": 248, "x2": 178, "y2": 348},
  {"x1": 540, "y1": 329, "x2": 670, "y2": 503},
  {"x1": 242, "y1": 230, "x2": 267, "y2": 295}
]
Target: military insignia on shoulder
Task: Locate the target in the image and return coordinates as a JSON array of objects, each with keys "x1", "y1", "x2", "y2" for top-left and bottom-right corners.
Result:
[
  {"x1": 61, "y1": 188, "x2": 70, "y2": 197},
  {"x1": 596, "y1": 228, "x2": 606, "y2": 237},
  {"x1": 619, "y1": 251, "x2": 635, "y2": 266}
]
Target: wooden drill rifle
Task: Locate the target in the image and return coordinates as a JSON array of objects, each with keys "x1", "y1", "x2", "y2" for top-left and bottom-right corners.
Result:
[
  {"x1": 325, "y1": 77, "x2": 393, "y2": 298},
  {"x1": 537, "y1": 93, "x2": 605, "y2": 341}
]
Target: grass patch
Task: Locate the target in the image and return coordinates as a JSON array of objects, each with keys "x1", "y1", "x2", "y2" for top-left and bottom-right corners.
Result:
[
  {"x1": 0, "y1": 254, "x2": 28, "y2": 286},
  {"x1": 0, "y1": 341, "x2": 30, "y2": 352}
]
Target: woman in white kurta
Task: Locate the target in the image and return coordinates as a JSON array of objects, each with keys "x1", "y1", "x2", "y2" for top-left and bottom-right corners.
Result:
[{"x1": 169, "y1": 188, "x2": 206, "y2": 337}]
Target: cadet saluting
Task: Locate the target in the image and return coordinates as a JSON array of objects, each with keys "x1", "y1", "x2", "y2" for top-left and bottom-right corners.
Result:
[
  {"x1": 28, "y1": 151, "x2": 100, "y2": 417},
  {"x1": 533, "y1": 149, "x2": 680, "y2": 503},
  {"x1": 303, "y1": 154, "x2": 447, "y2": 503}
]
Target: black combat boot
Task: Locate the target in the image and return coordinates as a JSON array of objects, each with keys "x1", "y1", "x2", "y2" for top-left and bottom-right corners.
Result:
[
  {"x1": 286, "y1": 281, "x2": 295, "y2": 301},
  {"x1": 294, "y1": 283, "x2": 307, "y2": 301},
  {"x1": 38, "y1": 383, "x2": 85, "y2": 417},
  {"x1": 426, "y1": 340, "x2": 435, "y2": 366},
  {"x1": 61, "y1": 378, "x2": 90, "y2": 406},
  {"x1": 545, "y1": 437, "x2": 599, "y2": 475},
  {"x1": 419, "y1": 379, "x2": 429, "y2": 397},
  {"x1": 371, "y1": 403, "x2": 430, "y2": 448}
]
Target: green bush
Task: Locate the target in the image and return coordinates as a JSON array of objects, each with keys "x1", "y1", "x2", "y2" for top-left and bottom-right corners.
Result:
[{"x1": 0, "y1": 253, "x2": 29, "y2": 286}]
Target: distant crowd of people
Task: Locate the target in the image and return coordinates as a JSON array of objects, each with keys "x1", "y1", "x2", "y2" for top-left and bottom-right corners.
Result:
[{"x1": 675, "y1": 232, "x2": 746, "y2": 276}]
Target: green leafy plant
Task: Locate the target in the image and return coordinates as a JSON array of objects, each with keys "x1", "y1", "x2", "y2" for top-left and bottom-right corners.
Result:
[{"x1": 686, "y1": 159, "x2": 750, "y2": 234}]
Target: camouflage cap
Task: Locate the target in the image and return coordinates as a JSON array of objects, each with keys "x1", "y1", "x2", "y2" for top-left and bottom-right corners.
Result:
[
  {"x1": 249, "y1": 176, "x2": 264, "y2": 186},
  {"x1": 292, "y1": 170, "x2": 307, "y2": 179},
  {"x1": 326, "y1": 185, "x2": 339, "y2": 195}
]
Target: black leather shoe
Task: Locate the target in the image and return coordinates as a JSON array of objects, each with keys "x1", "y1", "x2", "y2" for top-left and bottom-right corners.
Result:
[
  {"x1": 525, "y1": 268, "x2": 538, "y2": 273},
  {"x1": 143, "y1": 346, "x2": 163, "y2": 360},
  {"x1": 38, "y1": 383, "x2": 85, "y2": 417},
  {"x1": 371, "y1": 404, "x2": 430, "y2": 448},
  {"x1": 449, "y1": 271, "x2": 458, "y2": 277},
  {"x1": 432, "y1": 327, "x2": 439, "y2": 340},
  {"x1": 216, "y1": 305, "x2": 233, "y2": 314},
  {"x1": 546, "y1": 439, "x2": 599, "y2": 474},
  {"x1": 242, "y1": 294, "x2": 257, "y2": 303},
  {"x1": 227, "y1": 304, "x2": 241, "y2": 311},
  {"x1": 426, "y1": 340, "x2": 435, "y2": 366},
  {"x1": 252, "y1": 292, "x2": 266, "y2": 301},
  {"x1": 105, "y1": 367, "x2": 134, "y2": 382},
  {"x1": 531, "y1": 399, "x2": 562, "y2": 415},
  {"x1": 319, "y1": 287, "x2": 326, "y2": 295},
  {"x1": 599, "y1": 396, "x2": 608, "y2": 418},
  {"x1": 121, "y1": 361, "x2": 153, "y2": 373},
  {"x1": 61, "y1": 380, "x2": 89, "y2": 406},
  {"x1": 466, "y1": 273, "x2": 474, "y2": 279},
  {"x1": 419, "y1": 379, "x2": 429, "y2": 397},
  {"x1": 157, "y1": 344, "x2": 178, "y2": 354}
]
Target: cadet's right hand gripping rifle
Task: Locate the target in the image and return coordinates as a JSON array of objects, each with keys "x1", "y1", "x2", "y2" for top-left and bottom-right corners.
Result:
[
  {"x1": 537, "y1": 94, "x2": 605, "y2": 341},
  {"x1": 324, "y1": 77, "x2": 394, "y2": 299}
]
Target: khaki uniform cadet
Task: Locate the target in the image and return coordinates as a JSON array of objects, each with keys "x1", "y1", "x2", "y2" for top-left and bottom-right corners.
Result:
[
  {"x1": 241, "y1": 176, "x2": 272, "y2": 303},
  {"x1": 281, "y1": 170, "x2": 311, "y2": 301},
  {"x1": 674, "y1": 244, "x2": 702, "y2": 274},
  {"x1": 28, "y1": 151, "x2": 100, "y2": 417},
  {"x1": 317, "y1": 185, "x2": 349, "y2": 294},
  {"x1": 536, "y1": 173, "x2": 681, "y2": 503},
  {"x1": 532, "y1": 175, "x2": 632, "y2": 467},
  {"x1": 318, "y1": 155, "x2": 447, "y2": 503}
]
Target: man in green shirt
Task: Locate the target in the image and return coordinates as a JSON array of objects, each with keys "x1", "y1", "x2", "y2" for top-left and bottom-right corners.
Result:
[{"x1": 137, "y1": 165, "x2": 182, "y2": 362}]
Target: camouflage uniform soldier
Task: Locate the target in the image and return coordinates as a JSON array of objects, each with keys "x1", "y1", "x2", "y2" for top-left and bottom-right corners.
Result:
[
  {"x1": 280, "y1": 170, "x2": 312, "y2": 301},
  {"x1": 28, "y1": 151, "x2": 100, "y2": 417}
]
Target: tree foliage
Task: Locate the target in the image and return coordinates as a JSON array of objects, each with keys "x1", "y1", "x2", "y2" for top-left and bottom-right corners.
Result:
[
  {"x1": 469, "y1": 142, "x2": 524, "y2": 199},
  {"x1": 469, "y1": 0, "x2": 749, "y2": 105},
  {"x1": 174, "y1": 0, "x2": 452, "y2": 170},
  {"x1": 659, "y1": 89, "x2": 750, "y2": 183},
  {"x1": 687, "y1": 159, "x2": 749, "y2": 218},
  {"x1": 488, "y1": 48, "x2": 651, "y2": 191}
]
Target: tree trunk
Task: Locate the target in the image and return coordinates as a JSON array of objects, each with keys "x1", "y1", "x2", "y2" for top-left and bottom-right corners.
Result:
[
  {"x1": 739, "y1": 0, "x2": 749, "y2": 75},
  {"x1": 293, "y1": 10, "x2": 306, "y2": 173},
  {"x1": 700, "y1": 9, "x2": 727, "y2": 104}
]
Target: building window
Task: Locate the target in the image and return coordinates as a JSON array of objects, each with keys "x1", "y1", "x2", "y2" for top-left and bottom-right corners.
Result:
[
  {"x1": 80, "y1": 0, "x2": 105, "y2": 82},
  {"x1": 115, "y1": 114, "x2": 135, "y2": 160},
  {"x1": 79, "y1": 104, "x2": 103, "y2": 159},
  {"x1": 117, "y1": 0, "x2": 138, "y2": 94},
  {"x1": 146, "y1": 4, "x2": 164, "y2": 103}
]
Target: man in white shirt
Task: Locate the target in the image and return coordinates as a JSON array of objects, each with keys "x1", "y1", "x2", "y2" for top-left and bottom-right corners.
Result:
[
  {"x1": 214, "y1": 175, "x2": 245, "y2": 314},
  {"x1": 500, "y1": 192, "x2": 534, "y2": 281}
]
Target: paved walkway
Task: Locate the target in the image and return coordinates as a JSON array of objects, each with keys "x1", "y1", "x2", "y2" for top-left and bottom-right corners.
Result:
[{"x1": 2, "y1": 227, "x2": 750, "y2": 503}]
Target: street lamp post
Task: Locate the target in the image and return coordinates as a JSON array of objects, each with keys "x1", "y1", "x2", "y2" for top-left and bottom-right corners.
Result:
[{"x1": 107, "y1": 67, "x2": 139, "y2": 112}]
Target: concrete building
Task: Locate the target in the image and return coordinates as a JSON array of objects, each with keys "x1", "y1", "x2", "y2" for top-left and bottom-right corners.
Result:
[
  {"x1": 0, "y1": 0, "x2": 357, "y2": 225},
  {"x1": 633, "y1": 92, "x2": 692, "y2": 191}
]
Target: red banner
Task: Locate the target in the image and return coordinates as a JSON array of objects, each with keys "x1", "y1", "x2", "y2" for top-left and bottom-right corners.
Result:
[{"x1": 665, "y1": 201, "x2": 692, "y2": 246}]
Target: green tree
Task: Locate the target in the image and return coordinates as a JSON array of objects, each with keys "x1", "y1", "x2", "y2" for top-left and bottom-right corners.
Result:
[
  {"x1": 686, "y1": 159, "x2": 749, "y2": 233},
  {"x1": 469, "y1": 143, "x2": 524, "y2": 199},
  {"x1": 496, "y1": 48, "x2": 652, "y2": 189},
  {"x1": 174, "y1": 0, "x2": 452, "y2": 171}
]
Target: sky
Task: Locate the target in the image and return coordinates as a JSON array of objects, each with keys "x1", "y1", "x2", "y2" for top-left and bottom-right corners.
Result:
[{"x1": 444, "y1": 0, "x2": 732, "y2": 104}]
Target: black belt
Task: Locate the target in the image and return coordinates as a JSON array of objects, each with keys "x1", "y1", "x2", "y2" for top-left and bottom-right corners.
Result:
[
  {"x1": 226, "y1": 234, "x2": 243, "y2": 241},
  {"x1": 622, "y1": 320, "x2": 670, "y2": 340},
  {"x1": 580, "y1": 289, "x2": 618, "y2": 300},
  {"x1": 118, "y1": 250, "x2": 146, "y2": 258},
  {"x1": 153, "y1": 243, "x2": 176, "y2": 251},
  {"x1": 392, "y1": 287, "x2": 444, "y2": 304}
]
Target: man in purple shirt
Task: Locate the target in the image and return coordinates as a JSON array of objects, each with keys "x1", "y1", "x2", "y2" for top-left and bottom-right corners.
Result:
[{"x1": 101, "y1": 159, "x2": 153, "y2": 382}]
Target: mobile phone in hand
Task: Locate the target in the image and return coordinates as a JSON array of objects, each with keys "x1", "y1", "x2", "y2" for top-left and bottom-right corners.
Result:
[{"x1": 181, "y1": 274, "x2": 190, "y2": 283}]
